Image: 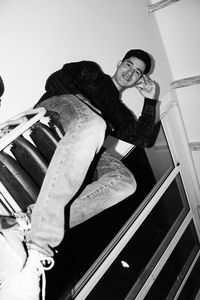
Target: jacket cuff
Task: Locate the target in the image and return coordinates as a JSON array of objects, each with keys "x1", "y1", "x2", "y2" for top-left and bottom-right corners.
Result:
[{"x1": 142, "y1": 98, "x2": 157, "y2": 116}]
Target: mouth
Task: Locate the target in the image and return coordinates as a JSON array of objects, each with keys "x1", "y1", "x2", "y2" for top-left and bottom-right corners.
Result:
[{"x1": 122, "y1": 74, "x2": 130, "y2": 82}]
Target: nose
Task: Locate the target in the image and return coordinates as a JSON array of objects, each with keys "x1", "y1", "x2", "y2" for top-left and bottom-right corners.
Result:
[{"x1": 127, "y1": 68, "x2": 134, "y2": 76}]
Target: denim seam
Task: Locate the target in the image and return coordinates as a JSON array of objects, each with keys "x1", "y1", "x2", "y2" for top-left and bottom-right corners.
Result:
[
  {"x1": 80, "y1": 173, "x2": 130, "y2": 200},
  {"x1": 47, "y1": 102, "x2": 84, "y2": 247},
  {"x1": 37, "y1": 100, "x2": 83, "y2": 233},
  {"x1": 47, "y1": 109, "x2": 82, "y2": 195}
]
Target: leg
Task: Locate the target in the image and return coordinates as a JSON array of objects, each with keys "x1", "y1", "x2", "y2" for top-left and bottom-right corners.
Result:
[
  {"x1": 0, "y1": 95, "x2": 106, "y2": 299},
  {"x1": 27, "y1": 95, "x2": 106, "y2": 256},
  {"x1": 69, "y1": 149, "x2": 137, "y2": 228},
  {"x1": 0, "y1": 149, "x2": 136, "y2": 230}
]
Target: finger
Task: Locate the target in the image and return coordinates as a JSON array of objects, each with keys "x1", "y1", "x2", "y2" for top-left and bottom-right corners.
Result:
[
  {"x1": 136, "y1": 76, "x2": 144, "y2": 85},
  {"x1": 143, "y1": 75, "x2": 149, "y2": 84},
  {"x1": 136, "y1": 82, "x2": 143, "y2": 88},
  {"x1": 137, "y1": 77, "x2": 146, "y2": 87},
  {"x1": 135, "y1": 85, "x2": 142, "y2": 91},
  {"x1": 143, "y1": 75, "x2": 154, "y2": 85}
]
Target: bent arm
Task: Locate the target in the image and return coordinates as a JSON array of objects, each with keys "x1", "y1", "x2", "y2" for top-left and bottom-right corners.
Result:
[{"x1": 109, "y1": 98, "x2": 158, "y2": 148}]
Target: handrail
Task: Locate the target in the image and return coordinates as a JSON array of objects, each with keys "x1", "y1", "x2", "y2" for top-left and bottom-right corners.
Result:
[
  {"x1": 0, "y1": 107, "x2": 47, "y2": 151},
  {"x1": 147, "y1": 0, "x2": 181, "y2": 13},
  {"x1": 171, "y1": 75, "x2": 200, "y2": 89}
]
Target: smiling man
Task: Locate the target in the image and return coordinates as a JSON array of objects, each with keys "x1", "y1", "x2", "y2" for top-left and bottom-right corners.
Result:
[
  {"x1": 112, "y1": 49, "x2": 155, "y2": 96},
  {"x1": 113, "y1": 56, "x2": 145, "y2": 91},
  {"x1": 0, "y1": 49, "x2": 159, "y2": 300}
]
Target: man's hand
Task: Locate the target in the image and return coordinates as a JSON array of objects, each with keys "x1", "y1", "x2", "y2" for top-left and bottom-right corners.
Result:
[{"x1": 135, "y1": 75, "x2": 156, "y2": 99}]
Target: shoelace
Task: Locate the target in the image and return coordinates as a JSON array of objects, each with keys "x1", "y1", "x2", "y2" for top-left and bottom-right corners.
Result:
[
  {"x1": 14, "y1": 213, "x2": 55, "y2": 300},
  {"x1": 13, "y1": 212, "x2": 31, "y2": 232},
  {"x1": 39, "y1": 255, "x2": 55, "y2": 300}
]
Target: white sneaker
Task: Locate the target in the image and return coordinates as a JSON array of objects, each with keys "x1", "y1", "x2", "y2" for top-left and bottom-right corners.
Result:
[
  {"x1": 0, "y1": 230, "x2": 27, "y2": 285},
  {"x1": 13, "y1": 211, "x2": 31, "y2": 233},
  {"x1": 0, "y1": 211, "x2": 31, "y2": 240},
  {"x1": 0, "y1": 211, "x2": 31, "y2": 284},
  {"x1": 0, "y1": 249, "x2": 54, "y2": 300}
]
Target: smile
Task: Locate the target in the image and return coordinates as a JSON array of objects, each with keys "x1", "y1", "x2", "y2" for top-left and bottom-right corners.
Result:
[{"x1": 122, "y1": 75, "x2": 130, "y2": 82}]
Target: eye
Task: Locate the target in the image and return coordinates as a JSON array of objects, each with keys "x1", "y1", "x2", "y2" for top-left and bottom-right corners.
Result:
[
  {"x1": 135, "y1": 70, "x2": 142, "y2": 77},
  {"x1": 125, "y1": 62, "x2": 131, "y2": 67}
]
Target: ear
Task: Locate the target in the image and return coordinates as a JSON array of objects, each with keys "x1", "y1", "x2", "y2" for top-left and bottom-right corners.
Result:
[{"x1": 117, "y1": 60, "x2": 122, "y2": 68}]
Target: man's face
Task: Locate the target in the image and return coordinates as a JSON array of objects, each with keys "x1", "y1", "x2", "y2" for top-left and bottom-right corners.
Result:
[{"x1": 112, "y1": 57, "x2": 146, "y2": 91}]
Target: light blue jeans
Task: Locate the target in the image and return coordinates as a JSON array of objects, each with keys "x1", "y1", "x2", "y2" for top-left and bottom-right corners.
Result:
[{"x1": 27, "y1": 95, "x2": 136, "y2": 256}]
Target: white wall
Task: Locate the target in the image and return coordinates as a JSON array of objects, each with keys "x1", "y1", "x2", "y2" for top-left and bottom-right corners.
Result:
[
  {"x1": 150, "y1": 0, "x2": 200, "y2": 143},
  {"x1": 150, "y1": 0, "x2": 200, "y2": 79},
  {"x1": 0, "y1": 0, "x2": 172, "y2": 124},
  {"x1": 149, "y1": 0, "x2": 200, "y2": 186}
]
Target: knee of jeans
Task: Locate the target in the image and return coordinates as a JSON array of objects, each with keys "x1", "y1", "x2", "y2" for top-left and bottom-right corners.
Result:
[
  {"x1": 91, "y1": 115, "x2": 106, "y2": 151},
  {"x1": 91, "y1": 114, "x2": 106, "y2": 132},
  {"x1": 122, "y1": 170, "x2": 137, "y2": 196}
]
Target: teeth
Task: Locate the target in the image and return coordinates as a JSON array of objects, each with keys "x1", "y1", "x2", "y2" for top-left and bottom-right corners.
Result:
[{"x1": 123, "y1": 75, "x2": 129, "y2": 81}]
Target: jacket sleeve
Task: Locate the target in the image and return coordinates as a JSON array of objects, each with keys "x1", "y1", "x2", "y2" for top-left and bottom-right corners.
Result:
[
  {"x1": 44, "y1": 61, "x2": 101, "y2": 95},
  {"x1": 107, "y1": 98, "x2": 158, "y2": 148}
]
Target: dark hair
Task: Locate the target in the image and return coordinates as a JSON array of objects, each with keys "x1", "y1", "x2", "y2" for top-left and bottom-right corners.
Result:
[
  {"x1": 0, "y1": 75, "x2": 4, "y2": 97},
  {"x1": 122, "y1": 49, "x2": 151, "y2": 74}
]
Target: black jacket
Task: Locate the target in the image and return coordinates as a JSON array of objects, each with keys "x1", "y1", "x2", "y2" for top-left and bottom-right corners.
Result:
[{"x1": 36, "y1": 61, "x2": 158, "y2": 147}]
